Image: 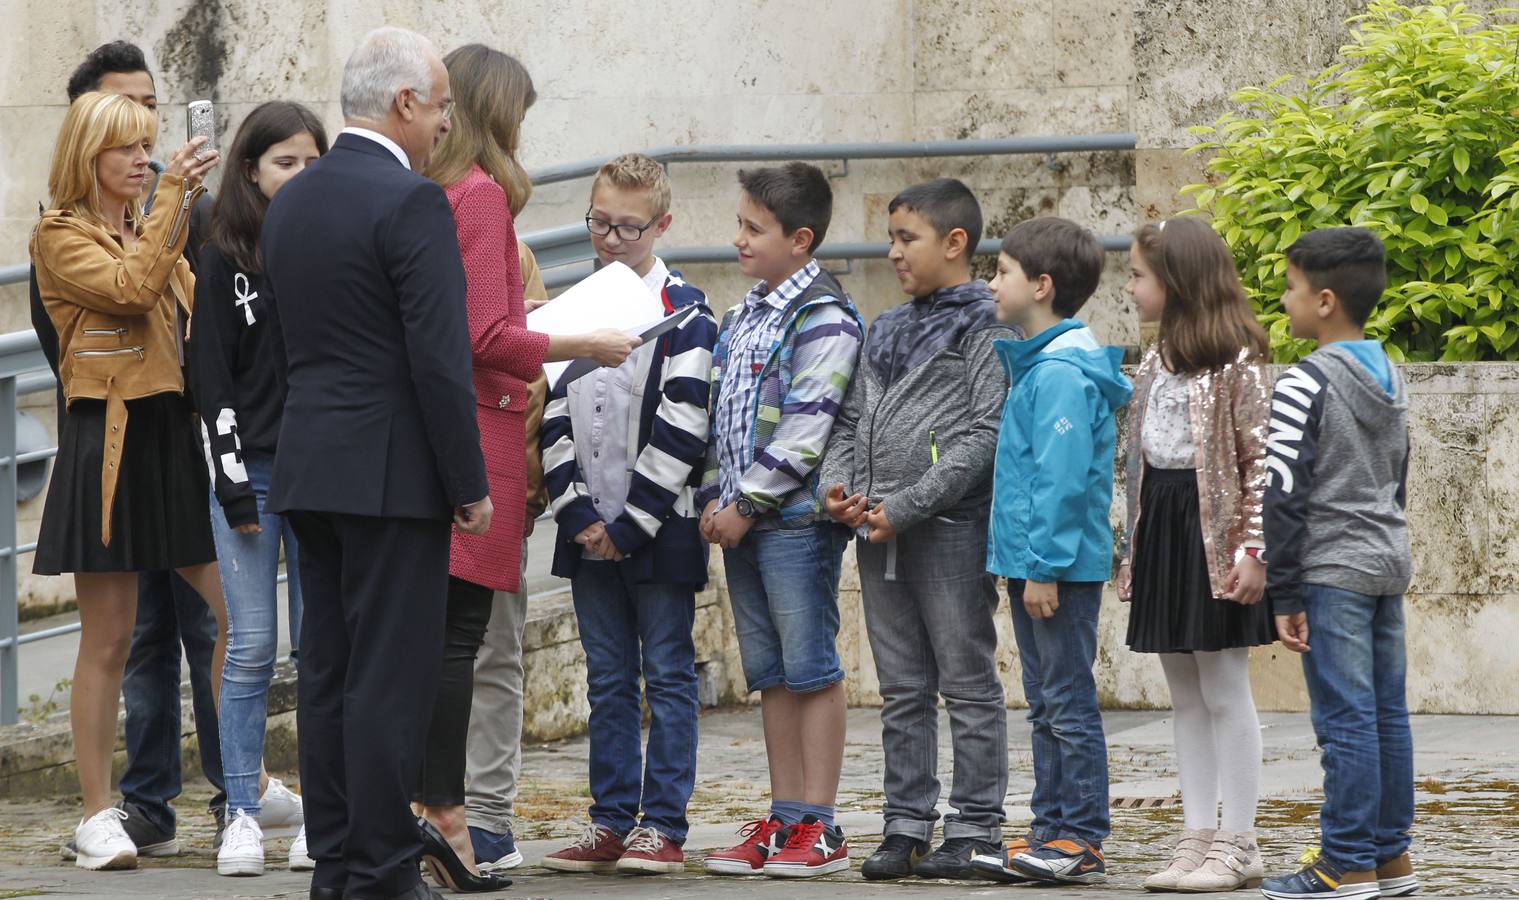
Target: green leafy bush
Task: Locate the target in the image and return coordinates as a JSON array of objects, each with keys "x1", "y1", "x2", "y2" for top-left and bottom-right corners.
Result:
[{"x1": 1182, "y1": 0, "x2": 1519, "y2": 361}]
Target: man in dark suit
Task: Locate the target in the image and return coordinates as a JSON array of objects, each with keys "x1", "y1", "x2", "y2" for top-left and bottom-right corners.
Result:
[{"x1": 262, "y1": 26, "x2": 492, "y2": 900}]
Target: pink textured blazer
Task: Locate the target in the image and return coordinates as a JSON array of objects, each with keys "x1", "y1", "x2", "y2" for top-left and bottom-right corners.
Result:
[{"x1": 445, "y1": 165, "x2": 551, "y2": 592}]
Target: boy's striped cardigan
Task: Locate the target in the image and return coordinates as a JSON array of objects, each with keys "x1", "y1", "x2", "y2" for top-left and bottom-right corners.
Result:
[
  {"x1": 541, "y1": 271, "x2": 717, "y2": 585},
  {"x1": 696, "y1": 267, "x2": 864, "y2": 526}
]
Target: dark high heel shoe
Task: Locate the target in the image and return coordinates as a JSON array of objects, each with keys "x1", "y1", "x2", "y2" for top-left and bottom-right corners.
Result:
[{"x1": 418, "y1": 817, "x2": 511, "y2": 893}]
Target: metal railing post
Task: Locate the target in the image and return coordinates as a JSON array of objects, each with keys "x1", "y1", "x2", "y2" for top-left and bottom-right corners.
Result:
[{"x1": 1, "y1": 374, "x2": 19, "y2": 725}]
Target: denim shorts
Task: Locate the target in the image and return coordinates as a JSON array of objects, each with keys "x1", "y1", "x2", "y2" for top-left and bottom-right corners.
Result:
[{"x1": 722, "y1": 522, "x2": 849, "y2": 693}]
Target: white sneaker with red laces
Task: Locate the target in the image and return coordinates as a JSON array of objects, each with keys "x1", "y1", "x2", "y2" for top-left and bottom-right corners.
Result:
[{"x1": 762, "y1": 815, "x2": 850, "y2": 878}]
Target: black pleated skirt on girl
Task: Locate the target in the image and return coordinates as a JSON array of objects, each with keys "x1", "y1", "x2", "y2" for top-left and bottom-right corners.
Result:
[
  {"x1": 33, "y1": 393, "x2": 217, "y2": 575},
  {"x1": 1125, "y1": 465, "x2": 1275, "y2": 654}
]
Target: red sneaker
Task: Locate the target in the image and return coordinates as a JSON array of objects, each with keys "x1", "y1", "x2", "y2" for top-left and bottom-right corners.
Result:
[
  {"x1": 703, "y1": 816, "x2": 789, "y2": 876},
  {"x1": 762, "y1": 815, "x2": 850, "y2": 878},
  {"x1": 541, "y1": 822, "x2": 625, "y2": 873},
  {"x1": 615, "y1": 826, "x2": 684, "y2": 875}
]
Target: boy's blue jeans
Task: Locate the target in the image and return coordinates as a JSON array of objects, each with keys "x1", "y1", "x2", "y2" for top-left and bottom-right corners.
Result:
[
  {"x1": 120, "y1": 572, "x2": 225, "y2": 834},
  {"x1": 1299, "y1": 583, "x2": 1414, "y2": 873},
  {"x1": 209, "y1": 451, "x2": 304, "y2": 816},
  {"x1": 571, "y1": 560, "x2": 699, "y2": 843},
  {"x1": 1006, "y1": 579, "x2": 1110, "y2": 846}
]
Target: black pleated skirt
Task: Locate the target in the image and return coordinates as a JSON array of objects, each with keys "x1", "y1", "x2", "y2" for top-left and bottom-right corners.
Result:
[
  {"x1": 33, "y1": 393, "x2": 217, "y2": 575},
  {"x1": 1125, "y1": 466, "x2": 1275, "y2": 653}
]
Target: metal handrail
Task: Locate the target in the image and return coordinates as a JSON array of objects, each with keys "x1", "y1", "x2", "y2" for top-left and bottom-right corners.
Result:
[
  {"x1": 530, "y1": 133, "x2": 1137, "y2": 185},
  {"x1": 4, "y1": 134, "x2": 1138, "y2": 286}
]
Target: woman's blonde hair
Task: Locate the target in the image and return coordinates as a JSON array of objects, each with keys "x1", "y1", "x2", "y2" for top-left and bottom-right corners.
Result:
[
  {"x1": 425, "y1": 44, "x2": 535, "y2": 215},
  {"x1": 47, "y1": 91, "x2": 158, "y2": 231}
]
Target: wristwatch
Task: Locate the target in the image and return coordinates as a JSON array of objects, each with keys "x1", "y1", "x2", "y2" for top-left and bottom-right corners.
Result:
[
  {"x1": 735, "y1": 497, "x2": 759, "y2": 519},
  {"x1": 1235, "y1": 545, "x2": 1265, "y2": 564}
]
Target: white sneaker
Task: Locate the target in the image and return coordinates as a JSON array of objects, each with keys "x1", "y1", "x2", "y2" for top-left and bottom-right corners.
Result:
[
  {"x1": 289, "y1": 825, "x2": 315, "y2": 871},
  {"x1": 74, "y1": 808, "x2": 137, "y2": 871},
  {"x1": 259, "y1": 778, "x2": 304, "y2": 837},
  {"x1": 217, "y1": 809, "x2": 265, "y2": 876}
]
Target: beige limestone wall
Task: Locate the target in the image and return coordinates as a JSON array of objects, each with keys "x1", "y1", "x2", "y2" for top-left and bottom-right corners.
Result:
[{"x1": 3, "y1": 2, "x2": 1517, "y2": 715}]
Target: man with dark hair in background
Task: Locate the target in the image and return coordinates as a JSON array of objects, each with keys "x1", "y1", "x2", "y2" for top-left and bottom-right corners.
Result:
[{"x1": 31, "y1": 40, "x2": 300, "y2": 860}]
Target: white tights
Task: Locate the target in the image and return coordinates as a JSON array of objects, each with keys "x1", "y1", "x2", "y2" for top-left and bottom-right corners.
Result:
[{"x1": 1159, "y1": 648, "x2": 1262, "y2": 832}]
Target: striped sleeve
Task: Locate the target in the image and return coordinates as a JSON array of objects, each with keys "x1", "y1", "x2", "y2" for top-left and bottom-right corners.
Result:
[
  {"x1": 541, "y1": 374, "x2": 601, "y2": 540},
  {"x1": 604, "y1": 307, "x2": 718, "y2": 554},
  {"x1": 694, "y1": 308, "x2": 735, "y2": 510},
  {"x1": 738, "y1": 303, "x2": 862, "y2": 511}
]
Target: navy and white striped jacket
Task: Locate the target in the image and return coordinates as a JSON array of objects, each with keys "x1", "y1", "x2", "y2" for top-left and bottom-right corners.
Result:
[{"x1": 541, "y1": 271, "x2": 717, "y2": 586}]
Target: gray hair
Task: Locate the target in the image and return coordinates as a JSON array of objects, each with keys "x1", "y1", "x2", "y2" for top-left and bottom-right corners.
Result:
[{"x1": 340, "y1": 27, "x2": 435, "y2": 120}]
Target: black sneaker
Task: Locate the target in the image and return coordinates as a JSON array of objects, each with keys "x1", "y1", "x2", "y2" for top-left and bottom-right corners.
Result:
[
  {"x1": 913, "y1": 837, "x2": 1001, "y2": 880},
  {"x1": 861, "y1": 834, "x2": 929, "y2": 880},
  {"x1": 118, "y1": 801, "x2": 180, "y2": 857}
]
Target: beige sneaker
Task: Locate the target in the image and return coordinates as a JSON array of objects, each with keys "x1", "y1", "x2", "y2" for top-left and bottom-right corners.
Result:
[
  {"x1": 1176, "y1": 830, "x2": 1264, "y2": 893},
  {"x1": 1144, "y1": 828, "x2": 1214, "y2": 892}
]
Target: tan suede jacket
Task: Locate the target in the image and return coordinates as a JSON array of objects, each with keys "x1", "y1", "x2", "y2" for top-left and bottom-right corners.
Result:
[
  {"x1": 1120, "y1": 344, "x2": 1271, "y2": 597},
  {"x1": 30, "y1": 173, "x2": 203, "y2": 544}
]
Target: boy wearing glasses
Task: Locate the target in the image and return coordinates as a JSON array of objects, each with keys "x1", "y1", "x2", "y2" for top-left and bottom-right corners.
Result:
[{"x1": 539, "y1": 153, "x2": 718, "y2": 874}]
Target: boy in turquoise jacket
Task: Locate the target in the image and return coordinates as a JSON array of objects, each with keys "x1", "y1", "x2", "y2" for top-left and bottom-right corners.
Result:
[{"x1": 974, "y1": 217, "x2": 1131, "y2": 887}]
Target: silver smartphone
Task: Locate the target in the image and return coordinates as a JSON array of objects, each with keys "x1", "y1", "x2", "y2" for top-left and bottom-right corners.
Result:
[{"x1": 187, "y1": 100, "x2": 215, "y2": 160}]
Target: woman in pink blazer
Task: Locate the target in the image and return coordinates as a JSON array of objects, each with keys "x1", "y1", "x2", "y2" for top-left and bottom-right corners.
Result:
[{"x1": 417, "y1": 45, "x2": 640, "y2": 890}]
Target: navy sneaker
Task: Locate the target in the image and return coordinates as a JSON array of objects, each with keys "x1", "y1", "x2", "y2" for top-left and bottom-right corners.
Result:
[
  {"x1": 469, "y1": 824, "x2": 524, "y2": 873},
  {"x1": 1010, "y1": 837, "x2": 1107, "y2": 885},
  {"x1": 1261, "y1": 854, "x2": 1382, "y2": 900}
]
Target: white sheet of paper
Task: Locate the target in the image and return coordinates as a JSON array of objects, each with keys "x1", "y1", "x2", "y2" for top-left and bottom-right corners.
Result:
[{"x1": 526, "y1": 261, "x2": 662, "y2": 388}]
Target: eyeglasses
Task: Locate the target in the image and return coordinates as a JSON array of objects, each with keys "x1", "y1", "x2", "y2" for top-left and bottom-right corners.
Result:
[
  {"x1": 405, "y1": 89, "x2": 453, "y2": 121},
  {"x1": 585, "y1": 210, "x2": 657, "y2": 242}
]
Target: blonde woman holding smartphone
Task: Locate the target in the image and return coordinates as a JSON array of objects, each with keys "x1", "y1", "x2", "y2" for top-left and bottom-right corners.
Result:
[{"x1": 30, "y1": 91, "x2": 227, "y2": 872}]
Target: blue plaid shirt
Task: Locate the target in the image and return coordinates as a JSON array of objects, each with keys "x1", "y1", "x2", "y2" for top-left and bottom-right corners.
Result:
[{"x1": 712, "y1": 261, "x2": 823, "y2": 507}]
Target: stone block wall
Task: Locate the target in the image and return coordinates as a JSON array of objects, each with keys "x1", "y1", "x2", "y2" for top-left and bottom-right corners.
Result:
[{"x1": 3, "y1": 3, "x2": 1518, "y2": 716}]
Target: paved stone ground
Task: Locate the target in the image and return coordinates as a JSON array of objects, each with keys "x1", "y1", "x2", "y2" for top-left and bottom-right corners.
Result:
[{"x1": 1, "y1": 707, "x2": 1516, "y2": 898}]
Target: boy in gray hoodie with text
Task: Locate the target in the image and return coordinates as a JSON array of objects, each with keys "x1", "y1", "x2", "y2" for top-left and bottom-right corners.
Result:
[
  {"x1": 1260, "y1": 227, "x2": 1417, "y2": 900},
  {"x1": 820, "y1": 179, "x2": 1016, "y2": 881}
]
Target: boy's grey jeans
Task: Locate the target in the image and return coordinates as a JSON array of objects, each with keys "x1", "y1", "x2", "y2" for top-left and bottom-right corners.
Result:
[{"x1": 857, "y1": 515, "x2": 1008, "y2": 843}]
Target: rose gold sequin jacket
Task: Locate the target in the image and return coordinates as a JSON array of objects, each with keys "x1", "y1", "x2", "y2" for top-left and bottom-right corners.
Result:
[{"x1": 1119, "y1": 345, "x2": 1271, "y2": 596}]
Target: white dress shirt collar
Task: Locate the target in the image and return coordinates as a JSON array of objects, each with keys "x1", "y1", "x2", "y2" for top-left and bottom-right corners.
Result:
[
  {"x1": 339, "y1": 126, "x2": 411, "y2": 170},
  {"x1": 641, "y1": 256, "x2": 670, "y2": 299}
]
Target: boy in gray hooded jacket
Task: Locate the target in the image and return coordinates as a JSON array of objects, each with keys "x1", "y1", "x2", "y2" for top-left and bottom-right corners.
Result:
[
  {"x1": 1261, "y1": 227, "x2": 1417, "y2": 900},
  {"x1": 820, "y1": 179, "x2": 1016, "y2": 880}
]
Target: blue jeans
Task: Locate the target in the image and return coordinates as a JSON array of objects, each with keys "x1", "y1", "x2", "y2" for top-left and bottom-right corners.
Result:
[
  {"x1": 210, "y1": 451, "x2": 304, "y2": 815},
  {"x1": 571, "y1": 561, "x2": 699, "y2": 843},
  {"x1": 1299, "y1": 584, "x2": 1414, "y2": 873},
  {"x1": 1006, "y1": 579, "x2": 1109, "y2": 845},
  {"x1": 723, "y1": 523, "x2": 849, "y2": 693},
  {"x1": 120, "y1": 571, "x2": 225, "y2": 833}
]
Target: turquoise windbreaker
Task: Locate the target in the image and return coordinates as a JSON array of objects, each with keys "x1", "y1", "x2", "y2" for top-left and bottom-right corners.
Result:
[{"x1": 987, "y1": 318, "x2": 1133, "y2": 583}]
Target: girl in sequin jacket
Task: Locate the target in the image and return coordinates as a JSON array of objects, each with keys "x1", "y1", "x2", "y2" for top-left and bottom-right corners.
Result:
[{"x1": 1118, "y1": 216, "x2": 1274, "y2": 894}]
